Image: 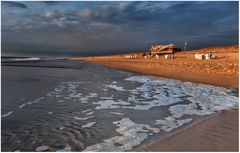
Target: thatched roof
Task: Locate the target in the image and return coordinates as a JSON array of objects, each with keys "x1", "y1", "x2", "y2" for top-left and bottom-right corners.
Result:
[{"x1": 151, "y1": 44, "x2": 175, "y2": 51}]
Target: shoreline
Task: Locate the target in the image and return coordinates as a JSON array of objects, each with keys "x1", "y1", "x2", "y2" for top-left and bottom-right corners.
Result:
[
  {"x1": 134, "y1": 109, "x2": 238, "y2": 152},
  {"x1": 69, "y1": 45, "x2": 239, "y2": 151},
  {"x1": 73, "y1": 59, "x2": 239, "y2": 151},
  {"x1": 71, "y1": 58, "x2": 238, "y2": 89},
  {"x1": 70, "y1": 45, "x2": 238, "y2": 89}
]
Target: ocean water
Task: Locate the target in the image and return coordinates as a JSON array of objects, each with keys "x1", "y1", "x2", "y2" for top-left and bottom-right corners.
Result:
[{"x1": 1, "y1": 59, "x2": 239, "y2": 151}]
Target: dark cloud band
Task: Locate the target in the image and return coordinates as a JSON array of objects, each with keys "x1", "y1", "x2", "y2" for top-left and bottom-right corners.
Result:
[{"x1": 1, "y1": 1, "x2": 238, "y2": 57}]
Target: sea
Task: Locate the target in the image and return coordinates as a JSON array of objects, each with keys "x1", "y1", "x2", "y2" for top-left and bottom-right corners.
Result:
[{"x1": 1, "y1": 57, "x2": 239, "y2": 151}]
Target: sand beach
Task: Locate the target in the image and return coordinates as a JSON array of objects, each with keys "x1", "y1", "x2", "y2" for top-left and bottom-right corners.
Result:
[{"x1": 74, "y1": 45, "x2": 238, "y2": 89}]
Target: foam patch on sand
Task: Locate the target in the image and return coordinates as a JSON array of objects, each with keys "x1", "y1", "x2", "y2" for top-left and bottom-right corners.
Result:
[{"x1": 83, "y1": 118, "x2": 160, "y2": 151}]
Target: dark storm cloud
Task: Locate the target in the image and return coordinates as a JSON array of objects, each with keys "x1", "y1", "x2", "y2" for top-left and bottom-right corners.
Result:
[
  {"x1": 1, "y1": 1, "x2": 239, "y2": 57},
  {"x1": 2, "y1": 1, "x2": 28, "y2": 9}
]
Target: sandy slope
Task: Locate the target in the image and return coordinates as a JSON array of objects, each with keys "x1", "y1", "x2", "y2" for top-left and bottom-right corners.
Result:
[{"x1": 69, "y1": 45, "x2": 239, "y2": 151}]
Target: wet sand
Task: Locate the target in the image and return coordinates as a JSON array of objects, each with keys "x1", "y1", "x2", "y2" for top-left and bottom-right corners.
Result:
[
  {"x1": 71, "y1": 45, "x2": 239, "y2": 151},
  {"x1": 135, "y1": 109, "x2": 238, "y2": 152}
]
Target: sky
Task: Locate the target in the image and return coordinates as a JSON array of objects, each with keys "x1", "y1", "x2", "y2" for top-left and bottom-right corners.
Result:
[{"x1": 1, "y1": 1, "x2": 239, "y2": 57}]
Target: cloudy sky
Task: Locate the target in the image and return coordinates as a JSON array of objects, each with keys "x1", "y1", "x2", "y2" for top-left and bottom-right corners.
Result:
[{"x1": 1, "y1": 1, "x2": 239, "y2": 57}]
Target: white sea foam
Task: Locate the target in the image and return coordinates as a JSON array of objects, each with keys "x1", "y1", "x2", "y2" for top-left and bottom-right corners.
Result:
[
  {"x1": 14, "y1": 150, "x2": 21, "y2": 152},
  {"x1": 110, "y1": 112, "x2": 124, "y2": 116},
  {"x1": 101, "y1": 76, "x2": 238, "y2": 112},
  {"x1": 82, "y1": 122, "x2": 96, "y2": 128},
  {"x1": 86, "y1": 111, "x2": 94, "y2": 115},
  {"x1": 83, "y1": 118, "x2": 159, "y2": 151},
  {"x1": 106, "y1": 84, "x2": 126, "y2": 91},
  {"x1": 18, "y1": 103, "x2": 26, "y2": 108},
  {"x1": 82, "y1": 109, "x2": 92, "y2": 113},
  {"x1": 79, "y1": 97, "x2": 88, "y2": 102},
  {"x1": 93, "y1": 100, "x2": 131, "y2": 110},
  {"x1": 74, "y1": 116, "x2": 94, "y2": 120},
  {"x1": 58, "y1": 100, "x2": 64, "y2": 103},
  {"x1": 35, "y1": 145, "x2": 49, "y2": 152},
  {"x1": 93, "y1": 75, "x2": 238, "y2": 138},
  {"x1": 100, "y1": 96, "x2": 114, "y2": 100},
  {"x1": 2, "y1": 57, "x2": 40, "y2": 62},
  {"x1": 156, "y1": 117, "x2": 192, "y2": 132},
  {"x1": 69, "y1": 93, "x2": 82, "y2": 98},
  {"x1": 120, "y1": 75, "x2": 238, "y2": 133},
  {"x1": 56, "y1": 146, "x2": 72, "y2": 152},
  {"x1": 169, "y1": 104, "x2": 212, "y2": 119},
  {"x1": 27, "y1": 97, "x2": 45, "y2": 105},
  {"x1": 59, "y1": 127, "x2": 65, "y2": 130},
  {"x1": 81, "y1": 101, "x2": 88, "y2": 104},
  {"x1": 88, "y1": 93, "x2": 98, "y2": 97},
  {"x1": 2, "y1": 111, "x2": 14, "y2": 118}
]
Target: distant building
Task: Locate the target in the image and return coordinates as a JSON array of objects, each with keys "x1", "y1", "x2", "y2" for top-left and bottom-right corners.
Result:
[
  {"x1": 150, "y1": 44, "x2": 181, "y2": 55},
  {"x1": 125, "y1": 54, "x2": 137, "y2": 59}
]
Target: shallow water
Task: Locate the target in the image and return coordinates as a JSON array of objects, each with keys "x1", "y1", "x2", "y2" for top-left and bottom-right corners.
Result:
[{"x1": 1, "y1": 59, "x2": 238, "y2": 151}]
